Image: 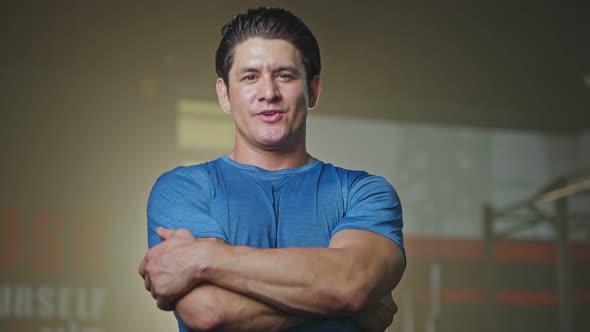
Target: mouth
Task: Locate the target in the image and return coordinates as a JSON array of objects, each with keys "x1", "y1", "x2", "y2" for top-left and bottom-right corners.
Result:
[{"x1": 257, "y1": 109, "x2": 284, "y2": 122}]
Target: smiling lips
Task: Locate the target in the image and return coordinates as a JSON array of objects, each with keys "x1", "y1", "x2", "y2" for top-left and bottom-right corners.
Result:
[{"x1": 257, "y1": 110, "x2": 284, "y2": 122}]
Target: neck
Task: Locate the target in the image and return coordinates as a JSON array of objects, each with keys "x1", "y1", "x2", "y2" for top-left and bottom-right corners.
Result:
[{"x1": 228, "y1": 143, "x2": 313, "y2": 171}]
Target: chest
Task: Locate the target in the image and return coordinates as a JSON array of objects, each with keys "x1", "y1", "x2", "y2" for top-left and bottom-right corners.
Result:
[{"x1": 211, "y1": 171, "x2": 345, "y2": 248}]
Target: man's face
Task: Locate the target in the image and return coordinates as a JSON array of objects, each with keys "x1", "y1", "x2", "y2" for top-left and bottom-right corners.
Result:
[{"x1": 217, "y1": 37, "x2": 320, "y2": 152}]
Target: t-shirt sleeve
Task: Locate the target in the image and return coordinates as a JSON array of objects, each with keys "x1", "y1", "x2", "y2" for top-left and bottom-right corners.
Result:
[
  {"x1": 146, "y1": 166, "x2": 228, "y2": 249},
  {"x1": 332, "y1": 174, "x2": 405, "y2": 264}
]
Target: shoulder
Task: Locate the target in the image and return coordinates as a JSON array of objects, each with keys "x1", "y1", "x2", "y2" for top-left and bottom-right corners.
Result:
[
  {"x1": 322, "y1": 163, "x2": 399, "y2": 200},
  {"x1": 319, "y1": 163, "x2": 402, "y2": 213},
  {"x1": 149, "y1": 160, "x2": 222, "y2": 203},
  {"x1": 154, "y1": 160, "x2": 218, "y2": 188},
  {"x1": 327, "y1": 163, "x2": 405, "y2": 256}
]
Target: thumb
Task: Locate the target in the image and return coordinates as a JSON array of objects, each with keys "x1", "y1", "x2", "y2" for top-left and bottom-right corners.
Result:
[{"x1": 156, "y1": 227, "x2": 175, "y2": 240}]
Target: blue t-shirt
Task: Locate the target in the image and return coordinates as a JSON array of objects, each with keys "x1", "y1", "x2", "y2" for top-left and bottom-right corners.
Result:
[{"x1": 147, "y1": 156, "x2": 404, "y2": 332}]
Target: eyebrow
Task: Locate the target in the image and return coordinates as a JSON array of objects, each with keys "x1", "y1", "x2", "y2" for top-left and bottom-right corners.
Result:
[
  {"x1": 275, "y1": 66, "x2": 300, "y2": 74},
  {"x1": 237, "y1": 66, "x2": 260, "y2": 74},
  {"x1": 237, "y1": 65, "x2": 301, "y2": 74}
]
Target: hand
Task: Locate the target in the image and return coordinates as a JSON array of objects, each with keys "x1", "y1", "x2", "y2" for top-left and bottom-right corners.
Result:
[
  {"x1": 138, "y1": 228, "x2": 217, "y2": 311},
  {"x1": 353, "y1": 295, "x2": 397, "y2": 332}
]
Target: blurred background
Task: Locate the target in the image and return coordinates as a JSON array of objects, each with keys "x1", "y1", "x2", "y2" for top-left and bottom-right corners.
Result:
[{"x1": 1, "y1": 1, "x2": 589, "y2": 331}]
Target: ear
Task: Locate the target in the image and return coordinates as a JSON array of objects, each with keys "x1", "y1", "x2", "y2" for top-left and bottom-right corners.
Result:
[
  {"x1": 307, "y1": 75, "x2": 321, "y2": 110},
  {"x1": 216, "y1": 78, "x2": 231, "y2": 113}
]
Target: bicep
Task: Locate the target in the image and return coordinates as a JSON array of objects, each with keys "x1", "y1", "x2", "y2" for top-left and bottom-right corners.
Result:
[
  {"x1": 147, "y1": 169, "x2": 227, "y2": 249},
  {"x1": 332, "y1": 175, "x2": 405, "y2": 268},
  {"x1": 329, "y1": 230, "x2": 405, "y2": 296}
]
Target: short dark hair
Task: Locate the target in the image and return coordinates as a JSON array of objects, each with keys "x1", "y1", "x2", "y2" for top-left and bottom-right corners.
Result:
[{"x1": 215, "y1": 7, "x2": 321, "y2": 88}]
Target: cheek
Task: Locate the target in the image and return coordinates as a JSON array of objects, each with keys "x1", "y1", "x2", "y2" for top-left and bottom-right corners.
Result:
[
  {"x1": 283, "y1": 88, "x2": 308, "y2": 107},
  {"x1": 229, "y1": 87, "x2": 256, "y2": 106}
]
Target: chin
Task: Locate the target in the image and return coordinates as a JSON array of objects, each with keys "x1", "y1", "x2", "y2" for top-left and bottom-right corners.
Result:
[
  {"x1": 258, "y1": 141, "x2": 286, "y2": 151},
  {"x1": 256, "y1": 133, "x2": 285, "y2": 146},
  {"x1": 256, "y1": 137, "x2": 289, "y2": 150}
]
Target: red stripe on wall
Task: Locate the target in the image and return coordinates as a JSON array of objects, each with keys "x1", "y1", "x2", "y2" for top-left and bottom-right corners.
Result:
[
  {"x1": 494, "y1": 241, "x2": 555, "y2": 263},
  {"x1": 414, "y1": 288, "x2": 484, "y2": 304},
  {"x1": 414, "y1": 288, "x2": 590, "y2": 305},
  {"x1": 405, "y1": 237, "x2": 482, "y2": 260},
  {"x1": 495, "y1": 290, "x2": 559, "y2": 305},
  {"x1": 441, "y1": 288, "x2": 485, "y2": 304},
  {"x1": 571, "y1": 244, "x2": 590, "y2": 263},
  {"x1": 405, "y1": 236, "x2": 590, "y2": 264},
  {"x1": 573, "y1": 291, "x2": 590, "y2": 304}
]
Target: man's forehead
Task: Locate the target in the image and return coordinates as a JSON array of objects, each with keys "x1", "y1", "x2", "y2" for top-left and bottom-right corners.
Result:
[{"x1": 231, "y1": 38, "x2": 304, "y2": 71}]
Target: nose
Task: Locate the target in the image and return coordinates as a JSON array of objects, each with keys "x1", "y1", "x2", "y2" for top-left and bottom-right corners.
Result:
[{"x1": 258, "y1": 75, "x2": 281, "y2": 102}]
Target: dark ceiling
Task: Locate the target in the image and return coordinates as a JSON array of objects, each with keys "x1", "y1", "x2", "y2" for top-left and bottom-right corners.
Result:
[{"x1": 2, "y1": 1, "x2": 589, "y2": 134}]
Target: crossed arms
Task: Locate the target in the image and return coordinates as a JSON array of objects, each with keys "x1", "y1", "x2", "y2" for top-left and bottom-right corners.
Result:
[{"x1": 139, "y1": 227, "x2": 405, "y2": 331}]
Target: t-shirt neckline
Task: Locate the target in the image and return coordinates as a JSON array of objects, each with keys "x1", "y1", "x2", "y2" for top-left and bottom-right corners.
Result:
[{"x1": 220, "y1": 155, "x2": 321, "y2": 177}]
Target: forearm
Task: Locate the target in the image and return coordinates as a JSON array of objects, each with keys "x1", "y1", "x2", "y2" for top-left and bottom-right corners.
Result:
[
  {"x1": 201, "y1": 243, "x2": 402, "y2": 316},
  {"x1": 176, "y1": 283, "x2": 395, "y2": 332},
  {"x1": 142, "y1": 229, "x2": 403, "y2": 324},
  {"x1": 176, "y1": 283, "x2": 311, "y2": 331}
]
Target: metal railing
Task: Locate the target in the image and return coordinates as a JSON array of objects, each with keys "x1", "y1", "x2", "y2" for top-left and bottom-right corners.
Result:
[{"x1": 483, "y1": 168, "x2": 590, "y2": 332}]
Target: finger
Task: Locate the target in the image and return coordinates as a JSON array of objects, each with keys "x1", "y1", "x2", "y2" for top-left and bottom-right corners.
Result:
[
  {"x1": 138, "y1": 257, "x2": 147, "y2": 277},
  {"x1": 156, "y1": 227, "x2": 175, "y2": 240},
  {"x1": 145, "y1": 273, "x2": 152, "y2": 293},
  {"x1": 176, "y1": 228, "x2": 195, "y2": 239}
]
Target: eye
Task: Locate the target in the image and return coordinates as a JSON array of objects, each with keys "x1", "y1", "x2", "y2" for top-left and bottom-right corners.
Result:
[
  {"x1": 243, "y1": 74, "x2": 257, "y2": 81},
  {"x1": 277, "y1": 73, "x2": 294, "y2": 81}
]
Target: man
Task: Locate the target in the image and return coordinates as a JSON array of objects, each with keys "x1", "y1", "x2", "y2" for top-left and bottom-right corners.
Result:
[{"x1": 139, "y1": 7, "x2": 405, "y2": 332}]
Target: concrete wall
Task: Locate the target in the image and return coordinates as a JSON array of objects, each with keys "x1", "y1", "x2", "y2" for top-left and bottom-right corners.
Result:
[{"x1": 307, "y1": 113, "x2": 585, "y2": 240}]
